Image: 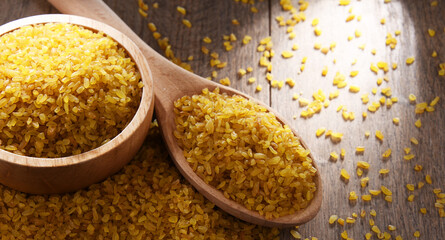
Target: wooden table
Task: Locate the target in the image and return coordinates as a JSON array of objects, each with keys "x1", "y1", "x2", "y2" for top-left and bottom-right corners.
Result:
[{"x1": 1, "y1": 0, "x2": 444, "y2": 239}]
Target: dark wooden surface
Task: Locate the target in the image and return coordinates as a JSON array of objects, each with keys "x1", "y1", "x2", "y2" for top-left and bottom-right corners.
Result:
[{"x1": 1, "y1": 0, "x2": 444, "y2": 239}]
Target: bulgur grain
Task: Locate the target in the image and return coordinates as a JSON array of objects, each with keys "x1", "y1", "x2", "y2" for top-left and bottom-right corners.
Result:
[
  {"x1": 0, "y1": 23, "x2": 142, "y2": 157},
  {"x1": 173, "y1": 88, "x2": 317, "y2": 219},
  {"x1": 0, "y1": 125, "x2": 278, "y2": 239}
]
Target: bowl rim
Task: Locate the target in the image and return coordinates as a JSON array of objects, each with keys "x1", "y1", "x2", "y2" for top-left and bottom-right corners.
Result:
[{"x1": 0, "y1": 14, "x2": 154, "y2": 168}]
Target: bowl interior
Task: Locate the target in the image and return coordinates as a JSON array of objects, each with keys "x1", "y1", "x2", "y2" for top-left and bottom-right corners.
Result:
[{"x1": 0, "y1": 14, "x2": 154, "y2": 193}]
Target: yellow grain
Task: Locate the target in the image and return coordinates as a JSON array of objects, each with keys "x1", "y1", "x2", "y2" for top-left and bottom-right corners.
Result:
[
  {"x1": 406, "y1": 57, "x2": 415, "y2": 65},
  {"x1": 361, "y1": 177, "x2": 369, "y2": 188},
  {"x1": 341, "y1": 168, "x2": 350, "y2": 180},
  {"x1": 0, "y1": 23, "x2": 142, "y2": 157},
  {"x1": 357, "y1": 161, "x2": 370, "y2": 169},
  {"x1": 329, "y1": 215, "x2": 338, "y2": 224},
  {"x1": 182, "y1": 19, "x2": 192, "y2": 28},
  {"x1": 428, "y1": 28, "x2": 436, "y2": 37},
  {"x1": 174, "y1": 88, "x2": 317, "y2": 219}
]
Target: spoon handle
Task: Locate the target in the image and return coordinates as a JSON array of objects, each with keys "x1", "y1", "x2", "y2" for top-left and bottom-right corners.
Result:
[{"x1": 47, "y1": 0, "x2": 213, "y2": 114}]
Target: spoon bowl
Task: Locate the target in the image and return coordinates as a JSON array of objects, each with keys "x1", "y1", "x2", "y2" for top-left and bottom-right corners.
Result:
[
  {"x1": 0, "y1": 14, "x2": 154, "y2": 194},
  {"x1": 48, "y1": 0, "x2": 322, "y2": 227}
]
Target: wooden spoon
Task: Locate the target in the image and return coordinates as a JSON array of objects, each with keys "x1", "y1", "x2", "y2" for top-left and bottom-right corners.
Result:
[{"x1": 48, "y1": 0, "x2": 322, "y2": 228}]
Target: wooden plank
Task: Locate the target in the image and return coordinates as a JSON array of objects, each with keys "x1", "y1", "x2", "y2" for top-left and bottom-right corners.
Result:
[
  {"x1": 270, "y1": 0, "x2": 445, "y2": 239},
  {"x1": 1, "y1": 0, "x2": 444, "y2": 239},
  {"x1": 104, "y1": 0, "x2": 271, "y2": 105},
  {"x1": 0, "y1": 0, "x2": 51, "y2": 23}
]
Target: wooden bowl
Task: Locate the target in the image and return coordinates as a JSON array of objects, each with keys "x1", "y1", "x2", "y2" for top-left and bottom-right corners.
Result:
[{"x1": 0, "y1": 14, "x2": 154, "y2": 194}]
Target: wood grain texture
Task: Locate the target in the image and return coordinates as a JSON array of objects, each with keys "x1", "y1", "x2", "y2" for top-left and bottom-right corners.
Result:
[{"x1": 1, "y1": 0, "x2": 444, "y2": 238}]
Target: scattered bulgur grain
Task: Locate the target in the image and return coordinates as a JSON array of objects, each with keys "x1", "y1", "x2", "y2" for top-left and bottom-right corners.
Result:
[
  {"x1": 147, "y1": 22, "x2": 157, "y2": 32},
  {"x1": 349, "y1": 85, "x2": 360, "y2": 93},
  {"x1": 414, "y1": 164, "x2": 423, "y2": 171},
  {"x1": 329, "y1": 215, "x2": 338, "y2": 224},
  {"x1": 312, "y1": 18, "x2": 319, "y2": 26},
  {"x1": 203, "y1": 36, "x2": 212, "y2": 43},
  {"x1": 376, "y1": 130, "x2": 384, "y2": 142},
  {"x1": 372, "y1": 225, "x2": 381, "y2": 234},
  {"x1": 425, "y1": 174, "x2": 433, "y2": 184},
  {"x1": 243, "y1": 35, "x2": 252, "y2": 45},
  {"x1": 314, "y1": 42, "x2": 322, "y2": 50},
  {"x1": 290, "y1": 230, "x2": 302, "y2": 239},
  {"x1": 349, "y1": 191, "x2": 358, "y2": 201},
  {"x1": 379, "y1": 169, "x2": 390, "y2": 175},
  {"x1": 346, "y1": 14, "x2": 355, "y2": 22},
  {"x1": 346, "y1": 217, "x2": 356, "y2": 224},
  {"x1": 339, "y1": 0, "x2": 351, "y2": 5},
  {"x1": 320, "y1": 47, "x2": 329, "y2": 54},
  {"x1": 365, "y1": 131, "x2": 371, "y2": 137},
  {"x1": 341, "y1": 169, "x2": 350, "y2": 180},
  {"x1": 414, "y1": 119, "x2": 422, "y2": 128},
  {"x1": 409, "y1": 94, "x2": 417, "y2": 103},
  {"x1": 322, "y1": 66, "x2": 328, "y2": 76},
  {"x1": 365, "y1": 233, "x2": 372, "y2": 239},
  {"x1": 381, "y1": 186, "x2": 392, "y2": 196},
  {"x1": 330, "y1": 132, "x2": 344, "y2": 143},
  {"x1": 430, "y1": 96, "x2": 440, "y2": 106},
  {"x1": 238, "y1": 68, "x2": 247, "y2": 76},
  {"x1": 340, "y1": 148, "x2": 346, "y2": 159},
  {"x1": 357, "y1": 161, "x2": 370, "y2": 169},
  {"x1": 176, "y1": 6, "x2": 187, "y2": 15},
  {"x1": 341, "y1": 230, "x2": 348, "y2": 239},
  {"x1": 406, "y1": 57, "x2": 415, "y2": 65},
  {"x1": 404, "y1": 147, "x2": 411, "y2": 154},
  {"x1": 414, "y1": 231, "x2": 420, "y2": 237},
  {"x1": 282, "y1": 51, "x2": 294, "y2": 58},
  {"x1": 356, "y1": 146, "x2": 365, "y2": 154},
  {"x1": 370, "y1": 190, "x2": 381, "y2": 196},
  {"x1": 219, "y1": 77, "x2": 231, "y2": 86},
  {"x1": 362, "y1": 195, "x2": 372, "y2": 201},
  {"x1": 370, "y1": 63, "x2": 379, "y2": 74},
  {"x1": 138, "y1": 8, "x2": 148, "y2": 17},
  {"x1": 316, "y1": 128, "x2": 326, "y2": 137},
  {"x1": 428, "y1": 28, "x2": 436, "y2": 37},
  {"x1": 361, "y1": 177, "x2": 370, "y2": 188},
  {"x1": 182, "y1": 19, "x2": 192, "y2": 28},
  {"x1": 404, "y1": 154, "x2": 415, "y2": 160},
  {"x1": 382, "y1": 148, "x2": 392, "y2": 158},
  {"x1": 357, "y1": 168, "x2": 364, "y2": 177}
]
